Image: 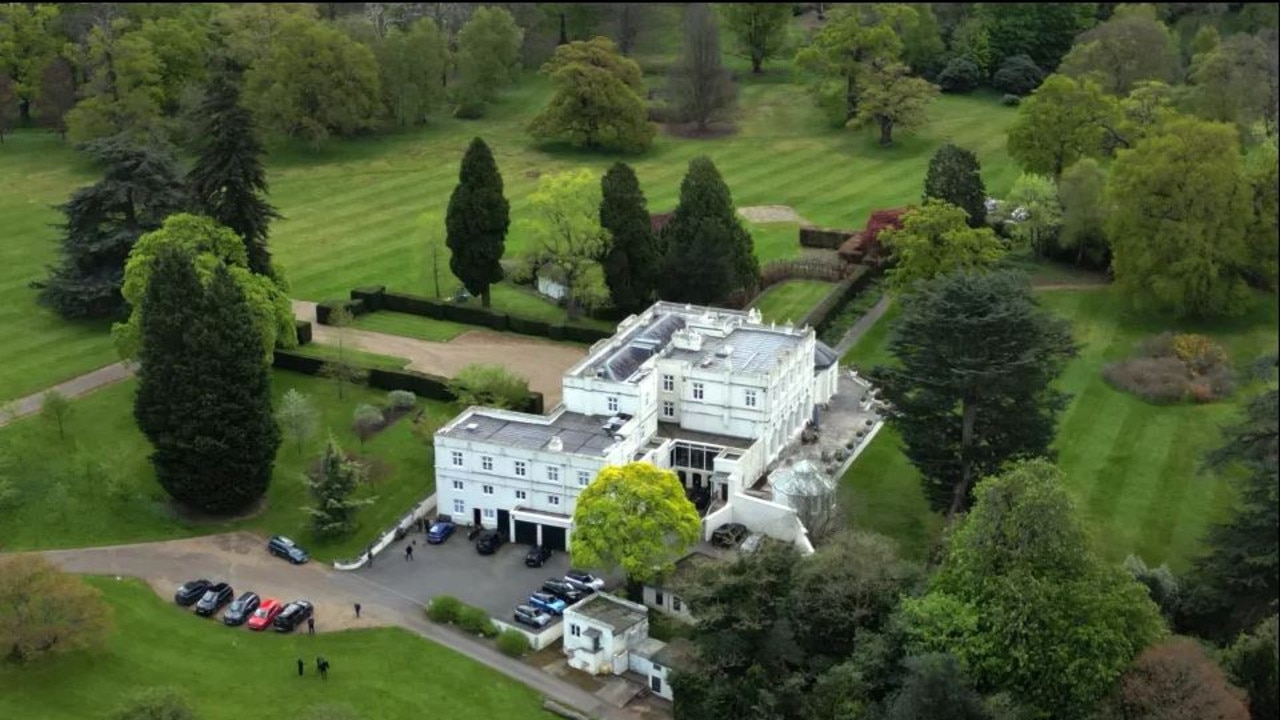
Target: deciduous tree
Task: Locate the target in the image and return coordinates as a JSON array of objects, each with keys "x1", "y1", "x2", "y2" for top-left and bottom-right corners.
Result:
[
  {"x1": 720, "y1": 3, "x2": 792, "y2": 75},
  {"x1": 659, "y1": 156, "x2": 759, "y2": 304},
  {"x1": 63, "y1": 17, "x2": 167, "y2": 144},
  {"x1": 1058, "y1": 158, "x2": 1109, "y2": 266},
  {"x1": 520, "y1": 169, "x2": 609, "y2": 319},
  {"x1": 528, "y1": 37, "x2": 653, "y2": 152},
  {"x1": 1100, "y1": 638, "x2": 1249, "y2": 720},
  {"x1": 901, "y1": 459, "x2": 1166, "y2": 720},
  {"x1": 275, "y1": 388, "x2": 319, "y2": 456},
  {"x1": 0, "y1": 73, "x2": 15, "y2": 142},
  {"x1": 600, "y1": 162, "x2": 661, "y2": 314},
  {"x1": 0, "y1": 3, "x2": 62, "y2": 123},
  {"x1": 33, "y1": 57, "x2": 77, "y2": 139},
  {"x1": 974, "y1": 2, "x2": 1098, "y2": 72},
  {"x1": 1242, "y1": 140, "x2": 1279, "y2": 291},
  {"x1": 1006, "y1": 74, "x2": 1119, "y2": 178},
  {"x1": 991, "y1": 53, "x2": 1045, "y2": 96},
  {"x1": 923, "y1": 144, "x2": 987, "y2": 227},
  {"x1": 187, "y1": 61, "x2": 281, "y2": 278},
  {"x1": 40, "y1": 390, "x2": 73, "y2": 441},
  {"x1": 318, "y1": 307, "x2": 368, "y2": 399},
  {"x1": 1186, "y1": 32, "x2": 1279, "y2": 138},
  {"x1": 874, "y1": 272, "x2": 1077, "y2": 516},
  {"x1": 1005, "y1": 173, "x2": 1062, "y2": 257},
  {"x1": 884, "y1": 654, "x2": 990, "y2": 720},
  {"x1": 0, "y1": 554, "x2": 112, "y2": 664},
  {"x1": 303, "y1": 435, "x2": 374, "y2": 537},
  {"x1": 854, "y1": 61, "x2": 938, "y2": 146},
  {"x1": 948, "y1": 17, "x2": 994, "y2": 76},
  {"x1": 794, "y1": 4, "x2": 911, "y2": 126},
  {"x1": 445, "y1": 137, "x2": 509, "y2": 307},
  {"x1": 570, "y1": 462, "x2": 701, "y2": 586},
  {"x1": 36, "y1": 136, "x2": 190, "y2": 319},
  {"x1": 452, "y1": 6, "x2": 522, "y2": 117},
  {"x1": 1106, "y1": 117, "x2": 1253, "y2": 318},
  {"x1": 1222, "y1": 615, "x2": 1279, "y2": 720},
  {"x1": 377, "y1": 18, "x2": 450, "y2": 128},
  {"x1": 669, "y1": 3, "x2": 737, "y2": 132},
  {"x1": 879, "y1": 200, "x2": 1006, "y2": 291},
  {"x1": 1058, "y1": 3, "x2": 1180, "y2": 95}
]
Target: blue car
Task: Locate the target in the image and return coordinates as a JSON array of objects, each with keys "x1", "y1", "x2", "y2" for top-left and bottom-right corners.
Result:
[
  {"x1": 529, "y1": 591, "x2": 567, "y2": 616},
  {"x1": 427, "y1": 518, "x2": 455, "y2": 544}
]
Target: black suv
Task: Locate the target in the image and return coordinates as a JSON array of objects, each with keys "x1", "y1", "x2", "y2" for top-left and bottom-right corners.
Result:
[
  {"x1": 274, "y1": 600, "x2": 315, "y2": 632},
  {"x1": 267, "y1": 535, "x2": 310, "y2": 564},
  {"x1": 222, "y1": 592, "x2": 261, "y2": 626},
  {"x1": 711, "y1": 522, "x2": 749, "y2": 548},
  {"x1": 195, "y1": 582, "x2": 234, "y2": 617},
  {"x1": 525, "y1": 545, "x2": 552, "y2": 567},
  {"x1": 476, "y1": 529, "x2": 505, "y2": 555},
  {"x1": 541, "y1": 578, "x2": 584, "y2": 604},
  {"x1": 174, "y1": 579, "x2": 212, "y2": 607}
]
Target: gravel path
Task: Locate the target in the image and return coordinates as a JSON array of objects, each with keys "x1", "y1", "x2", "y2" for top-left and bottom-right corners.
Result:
[{"x1": 1, "y1": 361, "x2": 136, "y2": 428}]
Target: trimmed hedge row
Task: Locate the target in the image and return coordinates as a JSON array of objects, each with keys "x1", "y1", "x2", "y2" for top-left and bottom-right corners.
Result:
[
  {"x1": 798, "y1": 264, "x2": 875, "y2": 332},
  {"x1": 426, "y1": 595, "x2": 499, "y2": 638},
  {"x1": 316, "y1": 298, "x2": 367, "y2": 325},
  {"x1": 272, "y1": 351, "x2": 545, "y2": 415},
  {"x1": 295, "y1": 320, "x2": 313, "y2": 346},
  {"x1": 799, "y1": 226, "x2": 857, "y2": 250},
  {"x1": 353, "y1": 286, "x2": 613, "y2": 344}
]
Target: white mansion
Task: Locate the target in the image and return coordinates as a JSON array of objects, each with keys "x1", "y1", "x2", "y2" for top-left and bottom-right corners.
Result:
[{"x1": 432, "y1": 301, "x2": 845, "y2": 553}]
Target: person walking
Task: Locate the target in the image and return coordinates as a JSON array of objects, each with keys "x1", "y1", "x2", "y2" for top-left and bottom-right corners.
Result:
[
  {"x1": 319, "y1": 658, "x2": 329, "y2": 680},
  {"x1": 354, "y1": 602, "x2": 362, "y2": 619},
  {"x1": 297, "y1": 658, "x2": 305, "y2": 677},
  {"x1": 405, "y1": 544, "x2": 414, "y2": 561},
  {"x1": 307, "y1": 616, "x2": 315, "y2": 635}
]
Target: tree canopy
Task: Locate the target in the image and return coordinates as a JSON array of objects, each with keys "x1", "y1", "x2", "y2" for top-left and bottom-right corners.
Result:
[
  {"x1": 879, "y1": 200, "x2": 1006, "y2": 290},
  {"x1": 0, "y1": 554, "x2": 112, "y2": 664},
  {"x1": 445, "y1": 137, "x2": 509, "y2": 308},
  {"x1": 600, "y1": 162, "x2": 661, "y2": 314},
  {"x1": 452, "y1": 6, "x2": 523, "y2": 116},
  {"x1": 1006, "y1": 74, "x2": 1118, "y2": 178},
  {"x1": 659, "y1": 156, "x2": 759, "y2": 305},
  {"x1": 519, "y1": 169, "x2": 610, "y2": 318},
  {"x1": 376, "y1": 18, "x2": 449, "y2": 128},
  {"x1": 528, "y1": 37, "x2": 653, "y2": 152},
  {"x1": 853, "y1": 61, "x2": 938, "y2": 146},
  {"x1": 719, "y1": 3, "x2": 793, "y2": 74},
  {"x1": 1058, "y1": 3, "x2": 1180, "y2": 96},
  {"x1": 669, "y1": 3, "x2": 738, "y2": 131},
  {"x1": 923, "y1": 143, "x2": 987, "y2": 227}
]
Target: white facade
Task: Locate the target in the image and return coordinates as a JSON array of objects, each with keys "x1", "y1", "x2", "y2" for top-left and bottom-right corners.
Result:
[
  {"x1": 563, "y1": 593, "x2": 651, "y2": 676},
  {"x1": 432, "y1": 301, "x2": 845, "y2": 552}
]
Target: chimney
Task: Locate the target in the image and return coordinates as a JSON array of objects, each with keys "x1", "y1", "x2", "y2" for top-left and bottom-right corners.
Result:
[{"x1": 547, "y1": 436, "x2": 564, "y2": 452}]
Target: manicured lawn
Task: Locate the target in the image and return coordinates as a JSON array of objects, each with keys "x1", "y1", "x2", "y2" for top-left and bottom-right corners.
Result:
[
  {"x1": 840, "y1": 285, "x2": 1279, "y2": 570},
  {"x1": 751, "y1": 280, "x2": 835, "y2": 324},
  {"x1": 842, "y1": 299, "x2": 900, "y2": 370},
  {"x1": 290, "y1": 342, "x2": 411, "y2": 370},
  {"x1": 0, "y1": 371, "x2": 453, "y2": 561},
  {"x1": 353, "y1": 311, "x2": 477, "y2": 343},
  {"x1": 0, "y1": 577, "x2": 554, "y2": 720},
  {"x1": 840, "y1": 427, "x2": 944, "y2": 562}
]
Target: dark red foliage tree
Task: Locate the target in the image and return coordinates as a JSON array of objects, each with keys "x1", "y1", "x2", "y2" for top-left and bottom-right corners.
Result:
[{"x1": 1102, "y1": 637, "x2": 1250, "y2": 720}]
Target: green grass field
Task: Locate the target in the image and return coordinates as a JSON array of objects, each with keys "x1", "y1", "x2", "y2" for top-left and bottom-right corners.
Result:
[
  {"x1": 840, "y1": 286, "x2": 1279, "y2": 568},
  {"x1": 290, "y1": 343, "x2": 411, "y2": 370},
  {"x1": 0, "y1": 577, "x2": 553, "y2": 720},
  {"x1": 0, "y1": 371, "x2": 452, "y2": 560},
  {"x1": 751, "y1": 280, "x2": 835, "y2": 324}
]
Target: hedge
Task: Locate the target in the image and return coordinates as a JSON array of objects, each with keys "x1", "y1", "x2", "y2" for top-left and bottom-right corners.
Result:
[
  {"x1": 272, "y1": 350, "x2": 327, "y2": 375},
  {"x1": 316, "y1": 298, "x2": 367, "y2": 325},
  {"x1": 352, "y1": 287, "x2": 613, "y2": 344},
  {"x1": 351, "y1": 285, "x2": 387, "y2": 312},
  {"x1": 294, "y1": 320, "x2": 313, "y2": 346},
  {"x1": 799, "y1": 226, "x2": 857, "y2": 250},
  {"x1": 427, "y1": 595, "x2": 462, "y2": 624},
  {"x1": 366, "y1": 367, "x2": 545, "y2": 414},
  {"x1": 382, "y1": 291, "x2": 445, "y2": 319},
  {"x1": 457, "y1": 605, "x2": 499, "y2": 638},
  {"x1": 497, "y1": 628, "x2": 532, "y2": 657},
  {"x1": 798, "y1": 265, "x2": 874, "y2": 332}
]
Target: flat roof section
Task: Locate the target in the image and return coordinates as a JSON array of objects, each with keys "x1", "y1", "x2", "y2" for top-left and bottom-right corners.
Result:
[
  {"x1": 569, "y1": 592, "x2": 649, "y2": 633},
  {"x1": 666, "y1": 327, "x2": 805, "y2": 375},
  {"x1": 443, "y1": 410, "x2": 618, "y2": 456},
  {"x1": 657, "y1": 423, "x2": 756, "y2": 450}
]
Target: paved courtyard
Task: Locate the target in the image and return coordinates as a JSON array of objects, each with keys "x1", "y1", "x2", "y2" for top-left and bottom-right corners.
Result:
[{"x1": 357, "y1": 527, "x2": 589, "y2": 632}]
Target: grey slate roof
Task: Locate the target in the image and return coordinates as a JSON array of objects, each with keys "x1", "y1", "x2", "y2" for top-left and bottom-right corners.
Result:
[
  {"x1": 814, "y1": 340, "x2": 839, "y2": 370},
  {"x1": 667, "y1": 327, "x2": 804, "y2": 374},
  {"x1": 445, "y1": 410, "x2": 617, "y2": 456}
]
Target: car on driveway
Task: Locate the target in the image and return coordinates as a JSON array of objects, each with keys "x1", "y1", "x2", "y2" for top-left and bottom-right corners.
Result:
[
  {"x1": 194, "y1": 582, "x2": 235, "y2": 617},
  {"x1": 514, "y1": 604, "x2": 552, "y2": 629},
  {"x1": 476, "y1": 529, "x2": 505, "y2": 555},
  {"x1": 711, "y1": 522, "x2": 749, "y2": 548},
  {"x1": 564, "y1": 570, "x2": 605, "y2": 593},
  {"x1": 541, "y1": 578, "x2": 584, "y2": 604},
  {"x1": 525, "y1": 545, "x2": 552, "y2": 568},
  {"x1": 274, "y1": 600, "x2": 315, "y2": 632},
  {"x1": 247, "y1": 598, "x2": 283, "y2": 631},
  {"x1": 174, "y1": 579, "x2": 212, "y2": 607},
  {"x1": 529, "y1": 591, "x2": 567, "y2": 616},
  {"x1": 267, "y1": 535, "x2": 310, "y2": 564},
  {"x1": 427, "y1": 516, "x2": 456, "y2": 544},
  {"x1": 222, "y1": 592, "x2": 261, "y2": 626}
]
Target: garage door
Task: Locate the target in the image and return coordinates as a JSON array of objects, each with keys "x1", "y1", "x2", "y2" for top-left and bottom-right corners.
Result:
[
  {"x1": 514, "y1": 520, "x2": 538, "y2": 546},
  {"x1": 497, "y1": 510, "x2": 511, "y2": 539},
  {"x1": 542, "y1": 525, "x2": 567, "y2": 551}
]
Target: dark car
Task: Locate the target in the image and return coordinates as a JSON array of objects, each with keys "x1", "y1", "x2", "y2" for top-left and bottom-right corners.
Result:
[
  {"x1": 564, "y1": 570, "x2": 605, "y2": 593},
  {"x1": 541, "y1": 578, "x2": 584, "y2": 604},
  {"x1": 222, "y1": 592, "x2": 261, "y2": 626},
  {"x1": 427, "y1": 516, "x2": 456, "y2": 545},
  {"x1": 273, "y1": 600, "x2": 315, "y2": 632},
  {"x1": 525, "y1": 545, "x2": 552, "y2": 568},
  {"x1": 174, "y1": 579, "x2": 212, "y2": 607},
  {"x1": 476, "y1": 529, "x2": 505, "y2": 555},
  {"x1": 195, "y1": 582, "x2": 235, "y2": 617},
  {"x1": 711, "y1": 522, "x2": 750, "y2": 548},
  {"x1": 513, "y1": 604, "x2": 551, "y2": 629},
  {"x1": 267, "y1": 535, "x2": 310, "y2": 564}
]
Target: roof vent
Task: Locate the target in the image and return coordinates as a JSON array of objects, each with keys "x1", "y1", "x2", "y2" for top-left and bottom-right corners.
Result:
[
  {"x1": 715, "y1": 345, "x2": 734, "y2": 358},
  {"x1": 464, "y1": 423, "x2": 479, "y2": 431},
  {"x1": 548, "y1": 436, "x2": 563, "y2": 452}
]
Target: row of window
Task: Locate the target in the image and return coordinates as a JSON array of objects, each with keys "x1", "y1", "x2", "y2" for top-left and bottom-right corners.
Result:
[
  {"x1": 450, "y1": 451, "x2": 593, "y2": 485},
  {"x1": 452, "y1": 479, "x2": 573, "y2": 502},
  {"x1": 454, "y1": 496, "x2": 561, "y2": 516},
  {"x1": 659, "y1": 385, "x2": 758, "y2": 409}
]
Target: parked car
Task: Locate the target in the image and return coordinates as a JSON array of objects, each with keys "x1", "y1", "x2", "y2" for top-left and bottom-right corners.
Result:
[
  {"x1": 427, "y1": 516, "x2": 456, "y2": 544},
  {"x1": 525, "y1": 545, "x2": 552, "y2": 568},
  {"x1": 514, "y1": 604, "x2": 551, "y2": 629},
  {"x1": 564, "y1": 570, "x2": 605, "y2": 593},
  {"x1": 476, "y1": 529, "x2": 505, "y2": 555},
  {"x1": 222, "y1": 592, "x2": 261, "y2": 627},
  {"x1": 273, "y1": 600, "x2": 315, "y2": 632},
  {"x1": 711, "y1": 522, "x2": 749, "y2": 548},
  {"x1": 541, "y1": 578, "x2": 584, "y2": 604},
  {"x1": 529, "y1": 591, "x2": 568, "y2": 616},
  {"x1": 194, "y1": 582, "x2": 235, "y2": 617},
  {"x1": 267, "y1": 535, "x2": 310, "y2": 564},
  {"x1": 247, "y1": 598, "x2": 283, "y2": 631},
  {"x1": 174, "y1": 579, "x2": 212, "y2": 607}
]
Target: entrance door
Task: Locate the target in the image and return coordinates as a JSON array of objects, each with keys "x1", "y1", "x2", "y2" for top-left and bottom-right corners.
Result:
[
  {"x1": 472, "y1": 507, "x2": 482, "y2": 527},
  {"x1": 720, "y1": 483, "x2": 728, "y2": 501},
  {"x1": 542, "y1": 525, "x2": 568, "y2": 551},
  {"x1": 651, "y1": 676, "x2": 662, "y2": 694},
  {"x1": 514, "y1": 520, "x2": 538, "y2": 545},
  {"x1": 692, "y1": 473, "x2": 702, "y2": 489},
  {"x1": 497, "y1": 510, "x2": 511, "y2": 539}
]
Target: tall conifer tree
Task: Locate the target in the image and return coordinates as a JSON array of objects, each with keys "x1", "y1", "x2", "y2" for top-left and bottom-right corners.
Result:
[
  {"x1": 188, "y1": 60, "x2": 281, "y2": 277},
  {"x1": 600, "y1": 162, "x2": 661, "y2": 313},
  {"x1": 446, "y1": 137, "x2": 509, "y2": 307},
  {"x1": 923, "y1": 143, "x2": 987, "y2": 228},
  {"x1": 659, "y1": 156, "x2": 758, "y2": 305}
]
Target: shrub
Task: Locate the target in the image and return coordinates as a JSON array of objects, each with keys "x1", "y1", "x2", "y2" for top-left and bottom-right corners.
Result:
[
  {"x1": 1106, "y1": 333, "x2": 1234, "y2": 404},
  {"x1": 992, "y1": 54, "x2": 1044, "y2": 96},
  {"x1": 860, "y1": 208, "x2": 908, "y2": 262},
  {"x1": 497, "y1": 627, "x2": 532, "y2": 657},
  {"x1": 1001, "y1": 94, "x2": 1021, "y2": 106},
  {"x1": 448, "y1": 364, "x2": 532, "y2": 410},
  {"x1": 352, "y1": 404, "x2": 385, "y2": 444},
  {"x1": 937, "y1": 57, "x2": 981, "y2": 93},
  {"x1": 1171, "y1": 333, "x2": 1227, "y2": 374},
  {"x1": 1101, "y1": 638, "x2": 1249, "y2": 720},
  {"x1": 386, "y1": 390, "x2": 417, "y2": 410},
  {"x1": 1103, "y1": 357, "x2": 1190, "y2": 403},
  {"x1": 457, "y1": 605, "x2": 499, "y2": 637},
  {"x1": 426, "y1": 595, "x2": 462, "y2": 624}
]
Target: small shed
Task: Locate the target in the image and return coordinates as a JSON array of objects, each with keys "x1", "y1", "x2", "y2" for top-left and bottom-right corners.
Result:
[
  {"x1": 563, "y1": 592, "x2": 652, "y2": 676},
  {"x1": 536, "y1": 265, "x2": 568, "y2": 301}
]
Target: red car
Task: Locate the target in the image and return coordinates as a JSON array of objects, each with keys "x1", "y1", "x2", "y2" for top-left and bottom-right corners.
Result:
[{"x1": 247, "y1": 598, "x2": 283, "y2": 631}]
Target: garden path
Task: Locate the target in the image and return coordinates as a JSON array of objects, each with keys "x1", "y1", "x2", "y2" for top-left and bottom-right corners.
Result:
[
  {"x1": 20, "y1": 533, "x2": 643, "y2": 720},
  {"x1": 834, "y1": 294, "x2": 892, "y2": 359},
  {"x1": 0, "y1": 361, "x2": 135, "y2": 428}
]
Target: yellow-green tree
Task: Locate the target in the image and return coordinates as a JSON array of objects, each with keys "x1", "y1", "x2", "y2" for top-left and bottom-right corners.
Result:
[
  {"x1": 880, "y1": 200, "x2": 1006, "y2": 291},
  {"x1": 519, "y1": 169, "x2": 610, "y2": 318},
  {"x1": 0, "y1": 555, "x2": 112, "y2": 664},
  {"x1": 528, "y1": 37, "x2": 653, "y2": 152},
  {"x1": 571, "y1": 463, "x2": 701, "y2": 587}
]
